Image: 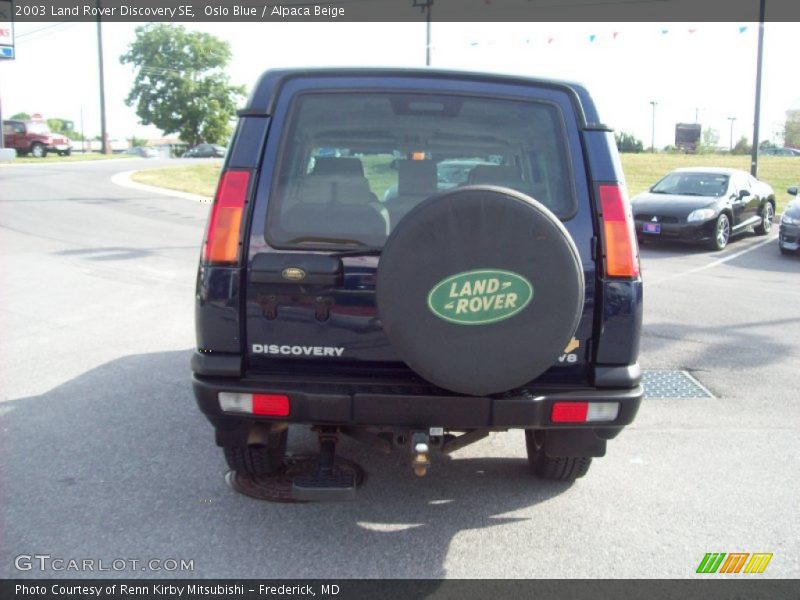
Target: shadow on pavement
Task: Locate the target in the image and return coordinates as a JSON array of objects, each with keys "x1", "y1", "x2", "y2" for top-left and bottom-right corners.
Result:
[
  {"x1": 1, "y1": 350, "x2": 572, "y2": 579},
  {"x1": 642, "y1": 316, "x2": 798, "y2": 374}
]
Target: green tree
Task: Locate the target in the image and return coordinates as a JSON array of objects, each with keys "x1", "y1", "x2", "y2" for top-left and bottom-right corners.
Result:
[
  {"x1": 10, "y1": 112, "x2": 31, "y2": 120},
  {"x1": 697, "y1": 127, "x2": 720, "y2": 154},
  {"x1": 785, "y1": 109, "x2": 800, "y2": 149},
  {"x1": 614, "y1": 131, "x2": 644, "y2": 153},
  {"x1": 731, "y1": 136, "x2": 751, "y2": 155},
  {"x1": 47, "y1": 118, "x2": 76, "y2": 136},
  {"x1": 120, "y1": 24, "x2": 244, "y2": 147}
]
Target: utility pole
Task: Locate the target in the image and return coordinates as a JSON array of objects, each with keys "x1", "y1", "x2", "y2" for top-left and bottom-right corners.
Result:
[
  {"x1": 728, "y1": 117, "x2": 737, "y2": 151},
  {"x1": 750, "y1": 0, "x2": 766, "y2": 176},
  {"x1": 413, "y1": 0, "x2": 433, "y2": 66},
  {"x1": 96, "y1": 1, "x2": 110, "y2": 154},
  {"x1": 650, "y1": 100, "x2": 657, "y2": 153}
]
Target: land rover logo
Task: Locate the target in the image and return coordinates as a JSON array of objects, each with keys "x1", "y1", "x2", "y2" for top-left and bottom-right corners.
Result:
[
  {"x1": 282, "y1": 267, "x2": 306, "y2": 281},
  {"x1": 427, "y1": 269, "x2": 533, "y2": 325}
]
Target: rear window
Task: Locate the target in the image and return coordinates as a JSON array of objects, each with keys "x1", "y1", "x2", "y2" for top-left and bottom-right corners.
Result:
[{"x1": 266, "y1": 91, "x2": 576, "y2": 249}]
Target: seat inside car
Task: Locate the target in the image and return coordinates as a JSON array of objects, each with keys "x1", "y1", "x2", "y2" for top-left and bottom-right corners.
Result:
[
  {"x1": 282, "y1": 156, "x2": 389, "y2": 244},
  {"x1": 387, "y1": 160, "x2": 438, "y2": 227}
]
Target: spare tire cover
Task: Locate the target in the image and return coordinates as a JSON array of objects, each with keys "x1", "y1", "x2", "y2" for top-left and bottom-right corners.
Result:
[{"x1": 377, "y1": 185, "x2": 584, "y2": 396}]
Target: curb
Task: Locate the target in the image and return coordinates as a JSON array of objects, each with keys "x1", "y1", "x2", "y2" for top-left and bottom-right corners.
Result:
[{"x1": 110, "y1": 170, "x2": 212, "y2": 203}]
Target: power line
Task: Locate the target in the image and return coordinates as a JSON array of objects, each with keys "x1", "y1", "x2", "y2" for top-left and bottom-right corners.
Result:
[{"x1": 15, "y1": 22, "x2": 74, "y2": 41}]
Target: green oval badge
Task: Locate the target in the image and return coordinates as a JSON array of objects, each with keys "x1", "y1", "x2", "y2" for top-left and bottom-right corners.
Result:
[{"x1": 427, "y1": 269, "x2": 533, "y2": 325}]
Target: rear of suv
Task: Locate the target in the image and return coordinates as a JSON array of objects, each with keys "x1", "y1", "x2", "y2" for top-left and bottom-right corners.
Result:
[{"x1": 192, "y1": 68, "x2": 643, "y2": 499}]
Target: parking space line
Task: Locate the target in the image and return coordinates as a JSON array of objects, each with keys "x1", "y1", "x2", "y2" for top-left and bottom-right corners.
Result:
[{"x1": 647, "y1": 234, "x2": 779, "y2": 286}]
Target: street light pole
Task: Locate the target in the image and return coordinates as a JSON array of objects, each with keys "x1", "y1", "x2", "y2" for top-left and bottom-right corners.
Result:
[
  {"x1": 750, "y1": 0, "x2": 766, "y2": 176},
  {"x1": 96, "y1": 1, "x2": 110, "y2": 154},
  {"x1": 728, "y1": 117, "x2": 737, "y2": 152},
  {"x1": 650, "y1": 101, "x2": 657, "y2": 153},
  {"x1": 413, "y1": 0, "x2": 433, "y2": 66}
]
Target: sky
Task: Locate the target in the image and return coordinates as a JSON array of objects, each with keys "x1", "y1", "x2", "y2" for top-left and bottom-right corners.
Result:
[{"x1": 1, "y1": 20, "x2": 798, "y2": 148}]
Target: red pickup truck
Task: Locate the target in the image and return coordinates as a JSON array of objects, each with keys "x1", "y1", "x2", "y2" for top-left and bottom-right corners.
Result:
[{"x1": 2, "y1": 119, "x2": 72, "y2": 157}]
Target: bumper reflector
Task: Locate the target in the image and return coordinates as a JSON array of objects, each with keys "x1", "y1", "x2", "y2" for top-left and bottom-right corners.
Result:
[
  {"x1": 219, "y1": 392, "x2": 290, "y2": 417},
  {"x1": 552, "y1": 401, "x2": 619, "y2": 423},
  {"x1": 586, "y1": 402, "x2": 620, "y2": 422}
]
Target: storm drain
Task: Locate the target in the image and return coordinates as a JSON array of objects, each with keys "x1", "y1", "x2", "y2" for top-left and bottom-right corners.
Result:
[
  {"x1": 642, "y1": 369, "x2": 714, "y2": 399},
  {"x1": 226, "y1": 455, "x2": 365, "y2": 503}
]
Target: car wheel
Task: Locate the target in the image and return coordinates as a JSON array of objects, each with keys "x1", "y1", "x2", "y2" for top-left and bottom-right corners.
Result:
[
  {"x1": 59, "y1": 148, "x2": 72, "y2": 157},
  {"x1": 223, "y1": 428, "x2": 288, "y2": 476},
  {"x1": 708, "y1": 213, "x2": 730, "y2": 251},
  {"x1": 754, "y1": 203, "x2": 774, "y2": 235},
  {"x1": 30, "y1": 143, "x2": 46, "y2": 158},
  {"x1": 525, "y1": 430, "x2": 592, "y2": 481}
]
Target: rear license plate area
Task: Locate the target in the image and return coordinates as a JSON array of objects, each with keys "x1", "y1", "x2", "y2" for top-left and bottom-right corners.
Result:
[{"x1": 643, "y1": 223, "x2": 661, "y2": 234}]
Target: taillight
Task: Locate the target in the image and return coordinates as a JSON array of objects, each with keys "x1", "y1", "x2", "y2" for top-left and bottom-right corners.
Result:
[
  {"x1": 551, "y1": 401, "x2": 620, "y2": 423},
  {"x1": 218, "y1": 392, "x2": 290, "y2": 417},
  {"x1": 598, "y1": 183, "x2": 640, "y2": 278},
  {"x1": 203, "y1": 169, "x2": 250, "y2": 265}
]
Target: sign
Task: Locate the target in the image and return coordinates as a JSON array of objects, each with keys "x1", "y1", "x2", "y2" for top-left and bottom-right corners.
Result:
[
  {"x1": 0, "y1": 0, "x2": 13, "y2": 60},
  {"x1": 427, "y1": 269, "x2": 533, "y2": 325}
]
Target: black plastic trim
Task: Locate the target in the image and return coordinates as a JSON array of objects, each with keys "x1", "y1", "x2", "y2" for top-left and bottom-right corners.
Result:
[
  {"x1": 191, "y1": 352, "x2": 243, "y2": 377},
  {"x1": 249, "y1": 252, "x2": 343, "y2": 285},
  {"x1": 193, "y1": 374, "x2": 642, "y2": 430},
  {"x1": 593, "y1": 363, "x2": 642, "y2": 388}
]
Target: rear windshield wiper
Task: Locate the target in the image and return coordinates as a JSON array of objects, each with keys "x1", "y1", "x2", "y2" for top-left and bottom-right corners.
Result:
[
  {"x1": 330, "y1": 248, "x2": 382, "y2": 258},
  {"x1": 284, "y1": 237, "x2": 383, "y2": 258}
]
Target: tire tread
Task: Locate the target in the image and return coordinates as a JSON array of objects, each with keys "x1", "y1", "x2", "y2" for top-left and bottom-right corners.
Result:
[{"x1": 223, "y1": 429, "x2": 287, "y2": 476}]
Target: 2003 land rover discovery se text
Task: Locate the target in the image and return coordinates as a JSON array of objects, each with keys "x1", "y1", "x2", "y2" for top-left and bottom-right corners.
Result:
[{"x1": 192, "y1": 68, "x2": 643, "y2": 500}]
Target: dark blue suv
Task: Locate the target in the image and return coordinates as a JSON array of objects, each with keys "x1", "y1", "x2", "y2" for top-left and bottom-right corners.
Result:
[{"x1": 192, "y1": 68, "x2": 643, "y2": 499}]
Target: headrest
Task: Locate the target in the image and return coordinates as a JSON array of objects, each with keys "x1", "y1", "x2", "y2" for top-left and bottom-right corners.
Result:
[
  {"x1": 398, "y1": 160, "x2": 437, "y2": 195},
  {"x1": 468, "y1": 165, "x2": 524, "y2": 186},
  {"x1": 312, "y1": 157, "x2": 365, "y2": 177},
  {"x1": 296, "y1": 176, "x2": 375, "y2": 205}
]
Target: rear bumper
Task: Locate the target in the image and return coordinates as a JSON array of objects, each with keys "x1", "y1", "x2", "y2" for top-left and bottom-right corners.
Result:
[{"x1": 192, "y1": 370, "x2": 643, "y2": 431}]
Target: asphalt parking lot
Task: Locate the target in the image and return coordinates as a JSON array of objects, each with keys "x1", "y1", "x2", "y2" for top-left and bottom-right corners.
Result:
[{"x1": 1, "y1": 160, "x2": 798, "y2": 579}]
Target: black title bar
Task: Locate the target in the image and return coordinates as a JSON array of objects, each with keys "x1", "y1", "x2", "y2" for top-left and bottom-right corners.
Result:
[
  {"x1": 5, "y1": 0, "x2": 800, "y2": 22},
  {"x1": 3, "y1": 579, "x2": 800, "y2": 600}
]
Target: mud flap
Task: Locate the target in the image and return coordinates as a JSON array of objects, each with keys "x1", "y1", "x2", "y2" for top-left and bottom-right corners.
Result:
[{"x1": 543, "y1": 429, "x2": 607, "y2": 458}]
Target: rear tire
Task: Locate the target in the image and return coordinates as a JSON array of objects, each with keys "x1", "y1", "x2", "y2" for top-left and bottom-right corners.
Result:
[
  {"x1": 754, "y1": 203, "x2": 774, "y2": 235},
  {"x1": 525, "y1": 430, "x2": 592, "y2": 481},
  {"x1": 707, "y1": 213, "x2": 730, "y2": 251},
  {"x1": 223, "y1": 428, "x2": 288, "y2": 476}
]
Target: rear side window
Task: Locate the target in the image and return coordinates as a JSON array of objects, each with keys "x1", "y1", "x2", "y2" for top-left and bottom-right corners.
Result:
[{"x1": 266, "y1": 91, "x2": 576, "y2": 249}]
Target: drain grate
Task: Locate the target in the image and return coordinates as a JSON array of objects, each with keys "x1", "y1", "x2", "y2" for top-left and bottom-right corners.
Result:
[
  {"x1": 642, "y1": 369, "x2": 714, "y2": 399},
  {"x1": 226, "y1": 455, "x2": 365, "y2": 503}
]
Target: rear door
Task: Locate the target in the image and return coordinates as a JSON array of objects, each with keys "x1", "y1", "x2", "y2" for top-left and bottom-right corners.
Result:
[
  {"x1": 3, "y1": 121, "x2": 20, "y2": 151},
  {"x1": 244, "y1": 75, "x2": 596, "y2": 381}
]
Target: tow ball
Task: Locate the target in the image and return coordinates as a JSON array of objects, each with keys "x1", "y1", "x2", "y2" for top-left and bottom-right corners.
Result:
[{"x1": 411, "y1": 432, "x2": 431, "y2": 477}]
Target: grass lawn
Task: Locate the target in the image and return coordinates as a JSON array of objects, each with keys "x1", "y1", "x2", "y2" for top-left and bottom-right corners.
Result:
[
  {"x1": 130, "y1": 162, "x2": 223, "y2": 197},
  {"x1": 130, "y1": 154, "x2": 799, "y2": 212},
  {"x1": 1, "y1": 153, "x2": 133, "y2": 164}
]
